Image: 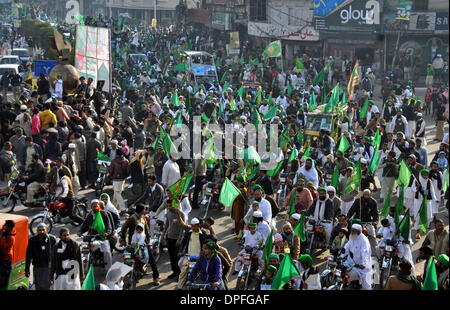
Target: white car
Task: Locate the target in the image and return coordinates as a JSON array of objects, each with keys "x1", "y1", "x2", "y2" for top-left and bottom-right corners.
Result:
[
  {"x1": 0, "y1": 64, "x2": 26, "y2": 89},
  {"x1": 0, "y1": 55, "x2": 21, "y2": 66},
  {"x1": 11, "y1": 48, "x2": 31, "y2": 65}
]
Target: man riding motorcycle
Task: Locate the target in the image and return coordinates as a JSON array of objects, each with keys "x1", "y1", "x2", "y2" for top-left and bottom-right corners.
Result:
[{"x1": 77, "y1": 199, "x2": 113, "y2": 271}]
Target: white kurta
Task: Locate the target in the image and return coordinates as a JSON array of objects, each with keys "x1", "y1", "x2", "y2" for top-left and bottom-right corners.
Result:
[
  {"x1": 411, "y1": 176, "x2": 436, "y2": 230},
  {"x1": 430, "y1": 171, "x2": 444, "y2": 215},
  {"x1": 343, "y1": 233, "x2": 373, "y2": 290}
]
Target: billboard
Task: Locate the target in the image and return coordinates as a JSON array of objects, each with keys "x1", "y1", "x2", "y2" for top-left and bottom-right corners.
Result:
[
  {"x1": 33, "y1": 60, "x2": 58, "y2": 78},
  {"x1": 314, "y1": 0, "x2": 381, "y2": 32},
  {"x1": 74, "y1": 25, "x2": 111, "y2": 91}
]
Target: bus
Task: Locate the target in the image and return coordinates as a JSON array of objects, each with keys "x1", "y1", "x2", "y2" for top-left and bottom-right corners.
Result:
[{"x1": 183, "y1": 51, "x2": 218, "y2": 87}]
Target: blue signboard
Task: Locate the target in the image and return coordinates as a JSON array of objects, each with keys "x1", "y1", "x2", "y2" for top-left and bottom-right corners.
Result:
[
  {"x1": 314, "y1": 0, "x2": 349, "y2": 17},
  {"x1": 33, "y1": 60, "x2": 58, "y2": 78},
  {"x1": 435, "y1": 12, "x2": 449, "y2": 31}
]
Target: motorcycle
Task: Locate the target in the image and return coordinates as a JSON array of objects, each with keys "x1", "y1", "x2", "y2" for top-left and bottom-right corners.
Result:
[
  {"x1": 95, "y1": 160, "x2": 110, "y2": 196},
  {"x1": 305, "y1": 218, "x2": 328, "y2": 255},
  {"x1": 378, "y1": 240, "x2": 400, "y2": 289},
  {"x1": 29, "y1": 193, "x2": 89, "y2": 235},
  {"x1": 235, "y1": 246, "x2": 262, "y2": 290},
  {"x1": 121, "y1": 244, "x2": 148, "y2": 290},
  {"x1": 199, "y1": 181, "x2": 222, "y2": 219},
  {"x1": 181, "y1": 254, "x2": 198, "y2": 289},
  {"x1": 320, "y1": 248, "x2": 345, "y2": 289},
  {"x1": 81, "y1": 234, "x2": 108, "y2": 277},
  {"x1": 276, "y1": 173, "x2": 289, "y2": 204},
  {"x1": 187, "y1": 282, "x2": 218, "y2": 290},
  {"x1": 148, "y1": 218, "x2": 165, "y2": 263},
  {"x1": 0, "y1": 174, "x2": 47, "y2": 213}
]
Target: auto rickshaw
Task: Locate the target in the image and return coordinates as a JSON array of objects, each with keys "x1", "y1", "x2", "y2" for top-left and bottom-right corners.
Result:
[{"x1": 0, "y1": 213, "x2": 29, "y2": 290}]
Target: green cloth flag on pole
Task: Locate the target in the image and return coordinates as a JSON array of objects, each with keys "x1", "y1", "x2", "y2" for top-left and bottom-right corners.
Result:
[
  {"x1": 220, "y1": 70, "x2": 228, "y2": 83},
  {"x1": 242, "y1": 146, "x2": 262, "y2": 165},
  {"x1": 173, "y1": 62, "x2": 187, "y2": 72},
  {"x1": 398, "y1": 160, "x2": 412, "y2": 187},
  {"x1": 380, "y1": 188, "x2": 392, "y2": 220},
  {"x1": 331, "y1": 165, "x2": 340, "y2": 190},
  {"x1": 360, "y1": 96, "x2": 369, "y2": 119},
  {"x1": 368, "y1": 147, "x2": 380, "y2": 175},
  {"x1": 295, "y1": 58, "x2": 304, "y2": 72},
  {"x1": 293, "y1": 214, "x2": 306, "y2": 242},
  {"x1": 309, "y1": 91, "x2": 316, "y2": 112},
  {"x1": 287, "y1": 84, "x2": 293, "y2": 96},
  {"x1": 81, "y1": 265, "x2": 95, "y2": 290},
  {"x1": 313, "y1": 70, "x2": 324, "y2": 84},
  {"x1": 167, "y1": 170, "x2": 193, "y2": 200},
  {"x1": 422, "y1": 257, "x2": 438, "y2": 290},
  {"x1": 297, "y1": 130, "x2": 303, "y2": 147},
  {"x1": 302, "y1": 146, "x2": 311, "y2": 162},
  {"x1": 418, "y1": 196, "x2": 428, "y2": 233},
  {"x1": 288, "y1": 148, "x2": 298, "y2": 162},
  {"x1": 271, "y1": 250, "x2": 300, "y2": 290},
  {"x1": 97, "y1": 150, "x2": 111, "y2": 162},
  {"x1": 373, "y1": 128, "x2": 382, "y2": 150},
  {"x1": 161, "y1": 129, "x2": 177, "y2": 157},
  {"x1": 219, "y1": 178, "x2": 241, "y2": 208},
  {"x1": 92, "y1": 211, "x2": 105, "y2": 235},
  {"x1": 267, "y1": 160, "x2": 284, "y2": 178},
  {"x1": 398, "y1": 213, "x2": 410, "y2": 241},
  {"x1": 251, "y1": 109, "x2": 262, "y2": 128},
  {"x1": 264, "y1": 105, "x2": 277, "y2": 122},
  {"x1": 394, "y1": 185, "x2": 405, "y2": 230},
  {"x1": 289, "y1": 191, "x2": 297, "y2": 216},
  {"x1": 279, "y1": 125, "x2": 291, "y2": 150},
  {"x1": 344, "y1": 160, "x2": 362, "y2": 195},
  {"x1": 171, "y1": 90, "x2": 181, "y2": 106},
  {"x1": 263, "y1": 230, "x2": 273, "y2": 267},
  {"x1": 238, "y1": 85, "x2": 244, "y2": 99},
  {"x1": 337, "y1": 136, "x2": 351, "y2": 153},
  {"x1": 443, "y1": 167, "x2": 449, "y2": 192},
  {"x1": 262, "y1": 40, "x2": 282, "y2": 60}
]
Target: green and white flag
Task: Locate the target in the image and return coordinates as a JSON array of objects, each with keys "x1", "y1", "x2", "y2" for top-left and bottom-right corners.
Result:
[
  {"x1": 219, "y1": 178, "x2": 241, "y2": 208},
  {"x1": 262, "y1": 41, "x2": 282, "y2": 60}
]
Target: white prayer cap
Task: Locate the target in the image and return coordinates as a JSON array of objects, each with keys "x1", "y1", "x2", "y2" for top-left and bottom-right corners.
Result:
[
  {"x1": 417, "y1": 113, "x2": 423, "y2": 117},
  {"x1": 111, "y1": 139, "x2": 118, "y2": 144},
  {"x1": 45, "y1": 98, "x2": 53, "y2": 103},
  {"x1": 190, "y1": 218, "x2": 200, "y2": 225},
  {"x1": 360, "y1": 158, "x2": 368, "y2": 164},
  {"x1": 68, "y1": 143, "x2": 76, "y2": 149},
  {"x1": 326, "y1": 186, "x2": 336, "y2": 193},
  {"x1": 240, "y1": 116, "x2": 247, "y2": 121},
  {"x1": 352, "y1": 224, "x2": 362, "y2": 231},
  {"x1": 20, "y1": 105, "x2": 27, "y2": 110},
  {"x1": 253, "y1": 210, "x2": 263, "y2": 218},
  {"x1": 91, "y1": 199, "x2": 100, "y2": 205},
  {"x1": 363, "y1": 189, "x2": 372, "y2": 194},
  {"x1": 283, "y1": 221, "x2": 292, "y2": 228},
  {"x1": 290, "y1": 213, "x2": 301, "y2": 221}
]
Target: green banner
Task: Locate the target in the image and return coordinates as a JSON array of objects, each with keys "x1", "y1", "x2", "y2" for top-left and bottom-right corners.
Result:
[
  {"x1": 396, "y1": 0, "x2": 413, "y2": 21},
  {"x1": 7, "y1": 260, "x2": 29, "y2": 290}
]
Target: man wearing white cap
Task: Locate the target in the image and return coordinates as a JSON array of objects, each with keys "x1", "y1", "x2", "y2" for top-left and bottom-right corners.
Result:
[
  {"x1": 432, "y1": 54, "x2": 444, "y2": 83},
  {"x1": 327, "y1": 186, "x2": 342, "y2": 218},
  {"x1": 177, "y1": 217, "x2": 207, "y2": 289},
  {"x1": 289, "y1": 213, "x2": 301, "y2": 228},
  {"x1": 15, "y1": 105, "x2": 32, "y2": 137},
  {"x1": 252, "y1": 210, "x2": 271, "y2": 244},
  {"x1": 234, "y1": 221, "x2": 264, "y2": 274},
  {"x1": 342, "y1": 224, "x2": 373, "y2": 290}
]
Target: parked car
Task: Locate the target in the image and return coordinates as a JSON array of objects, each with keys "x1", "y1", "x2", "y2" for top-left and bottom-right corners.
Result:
[
  {"x1": 0, "y1": 55, "x2": 21, "y2": 66},
  {"x1": 11, "y1": 48, "x2": 31, "y2": 66}
]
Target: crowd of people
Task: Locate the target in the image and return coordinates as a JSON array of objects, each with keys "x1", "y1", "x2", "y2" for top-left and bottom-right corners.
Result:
[{"x1": 0, "y1": 10, "x2": 449, "y2": 291}]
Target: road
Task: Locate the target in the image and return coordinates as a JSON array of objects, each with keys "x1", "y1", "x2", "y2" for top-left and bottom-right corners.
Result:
[{"x1": 3, "y1": 84, "x2": 449, "y2": 290}]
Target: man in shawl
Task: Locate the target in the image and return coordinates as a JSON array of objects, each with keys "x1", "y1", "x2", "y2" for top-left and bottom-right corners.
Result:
[{"x1": 295, "y1": 158, "x2": 319, "y2": 188}]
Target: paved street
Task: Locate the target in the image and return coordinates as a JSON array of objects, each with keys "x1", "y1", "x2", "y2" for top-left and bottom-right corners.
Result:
[{"x1": 5, "y1": 83, "x2": 447, "y2": 290}]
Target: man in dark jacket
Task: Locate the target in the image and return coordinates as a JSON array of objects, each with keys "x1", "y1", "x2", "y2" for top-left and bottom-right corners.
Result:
[
  {"x1": 86, "y1": 132, "x2": 102, "y2": 187},
  {"x1": 177, "y1": 217, "x2": 207, "y2": 289},
  {"x1": 305, "y1": 187, "x2": 334, "y2": 222},
  {"x1": 37, "y1": 74, "x2": 51, "y2": 100},
  {"x1": 77, "y1": 200, "x2": 113, "y2": 271},
  {"x1": 108, "y1": 148, "x2": 130, "y2": 213},
  {"x1": 9, "y1": 71, "x2": 22, "y2": 99},
  {"x1": 25, "y1": 222, "x2": 57, "y2": 290},
  {"x1": 1, "y1": 71, "x2": 11, "y2": 98},
  {"x1": 134, "y1": 175, "x2": 164, "y2": 212},
  {"x1": 19, "y1": 136, "x2": 43, "y2": 169},
  {"x1": 23, "y1": 154, "x2": 46, "y2": 207},
  {"x1": 49, "y1": 228, "x2": 83, "y2": 290}
]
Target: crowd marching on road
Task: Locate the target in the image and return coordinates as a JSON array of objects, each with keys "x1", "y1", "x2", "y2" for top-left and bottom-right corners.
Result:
[{"x1": 0, "y1": 9, "x2": 449, "y2": 291}]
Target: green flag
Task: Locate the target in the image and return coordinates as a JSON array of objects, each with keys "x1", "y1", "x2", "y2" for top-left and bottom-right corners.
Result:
[
  {"x1": 279, "y1": 125, "x2": 291, "y2": 150},
  {"x1": 380, "y1": 188, "x2": 392, "y2": 220},
  {"x1": 215, "y1": 57, "x2": 221, "y2": 67},
  {"x1": 162, "y1": 130, "x2": 177, "y2": 157},
  {"x1": 360, "y1": 97, "x2": 369, "y2": 119},
  {"x1": 340, "y1": 91, "x2": 347, "y2": 106},
  {"x1": 422, "y1": 257, "x2": 438, "y2": 290},
  {"x1": 288, "y1": 148, "x2": 298, "y2": 162},
  {"x1": 287, "y1": 84, "x2": 293, "y2": 96},
  {"x1": 295, "y1": 57, "x2": 304, "y2": 72},
  {"x1": 240, "y1": 56, "x2": 244, "y2": 65},
  {"x1": 174, "y1": 112, "x2": 183, "y2": 130},
  {"x1": 222, "y1": 82, "x2": 229, "y2": 94},
  {"x1": 297, "y1": 129, "x2": 303, "y2": 147},
  {"x1": 271, "y1": 251, "x2": 300, "y2": 290},
  {"x1": 344, "y1": 160, "x2": 362, "y2": 195},
  {"x1": 256, "y1": 87, "x2": 262, "y2": 105},
  {"x1": 97, "y1": 150, "x2": 111, "y2": 162},
  {"x1": 337, "y1": 136, "x2": 351, "y2": 153},
  {"x1": 397, "y1": 160, "x2": 412, "y2": 187},
  {"x1": 251, "y1": 109, "x2": 262, "y2": 127},
  {"x1": 289, "y1": 191, "x2": 297, "y2": 216},
  {"x1": 373, "y1": 128, "x2": 382, "y2": 150},
  {"x1": 173, "y1": 62, "x2": 187, "y2": 72},
  {"x1": 394, "y1": 185, "x2": 405, "y2": 230},
  {"x1": 263, "y1": 230, "x2": 274, "y2": 267},
  {"x1": 267, "y1": 160, "x2": 284, "y2": 178},
  {"x1": 262, "y1": 40, "x2": 282, "y2": 60},
  {"x1": 92, "y1": 211, "x2": 105, "y2": 235},
  {"x1": 293, "y1": 214, "x2": 306, "y2": 242},
  {"x1": 219, "y1": 178, "x2": 241, "y2": 208},
  {"x1": 201, "y1": 112, "x2": 210, "y2": 123},
  {"x1": 76, "y1": 13, "x2": 85, "y2": 25},
  {"x1": 245, "y1": 163, "x2": 260, "y2": 181},
  {"x1": 331, "y1": 165, "x2": 340, "y2": 190},
  {"x1": 309, "y1": 91, "x2": 316, "y2": 112},
  {"x1": 202, "y1": 135, "x2": 217, "y2": 166},
  {"x1": 264, "y1": 105, "x2": 277, "y2": 122},
  {"x1": 368, "y1": 147, "x2": 379, "y2": 175},
  {"x1": 220, "y1": 70, "x2": 228, "y2": 83},
  {"x1": 167, "y1": 170, "x2": 193, "y2": 199},
  {"x1": 171, "y1": 90, "x2": 181, "y2": 106},
  {"x1": 238, "y1": 85, "x2": 244, "y2": 99},
  {"x1": 313, "y1": 70, "x2": 324, "y2": 84},
  {"x1": 242, "y1": 146, "x2": 262, "y2": 165},
  {"x1": 418, "y1": 196, "x2": 428, "y2": 233},
  {"x1": 398, "y1": 213, "x2": 410, "y2": 241},
  {"x1": 302, "y1": 146, "x2": 310, "y2": 162},
  {"x1": 81, "y1": 265, "x2": 95, "y2": 290},
  {"x1": 443, "y1": 167, "x2": 449, "y2": 192}
]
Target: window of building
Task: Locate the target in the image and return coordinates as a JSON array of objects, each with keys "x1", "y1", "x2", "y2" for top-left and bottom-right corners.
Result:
[
  {"x1": 249, "y1": 0, "x2": 267, "y2": 22},
  {"x1": 413, "y1": 0, "x2": 428, "y2": 11}
]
